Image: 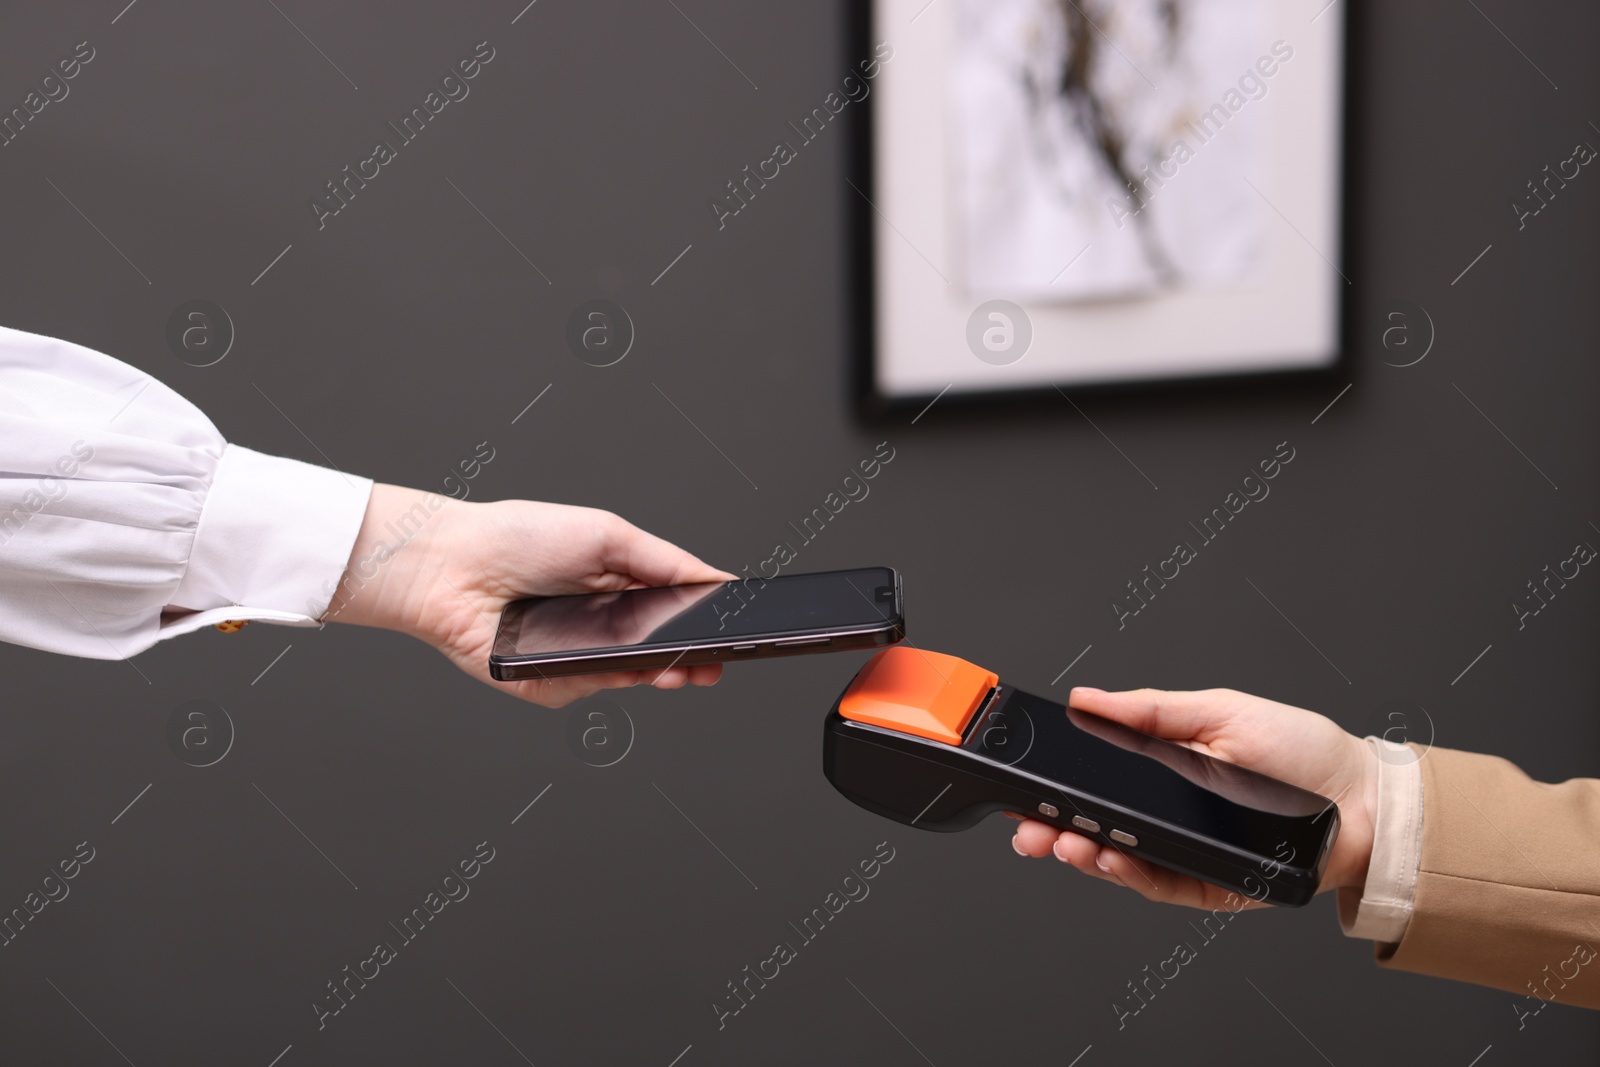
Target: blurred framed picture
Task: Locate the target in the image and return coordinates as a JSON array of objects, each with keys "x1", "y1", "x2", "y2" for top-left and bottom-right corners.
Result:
[{"x1": 851, "y1": 0, "x2": 1350, "y2": 408}]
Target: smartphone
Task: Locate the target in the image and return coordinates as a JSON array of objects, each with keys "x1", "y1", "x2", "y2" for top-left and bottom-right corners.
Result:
[
  {"x1": 489, "y1": 566, "x2": 904, "y2": 681},
  {"x1": 824, "y1": 649, "x2": 1338, "y2": 905}
]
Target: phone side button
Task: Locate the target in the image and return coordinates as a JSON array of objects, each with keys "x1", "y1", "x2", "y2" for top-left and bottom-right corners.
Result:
[
  {"x1": 1070, "y1": 815, "x2": 1100, "y2": 833},
  {"x1": 1108, "y1": 829, "x2": 1138, "y2": 847},
  {"x1": 729, "y1": 644, "x2": 758, "y2": 654},
  {"x1": 773, "y1": 637, "x2": 832, "y2": 649}
]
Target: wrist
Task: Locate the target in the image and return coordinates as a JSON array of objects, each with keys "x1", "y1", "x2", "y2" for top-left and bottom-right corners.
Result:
[
  {"x1": 325, "y1": 483, "x2": 458, "y2": 636},
  {"x1": 1331, "y1": 733, "x2": 1381, "y2": 892}
]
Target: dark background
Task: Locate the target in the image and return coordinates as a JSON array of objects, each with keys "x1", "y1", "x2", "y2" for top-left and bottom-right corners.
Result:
[{"x1": 0, "y1": 1, "x2": 1595, "y2": 1063}]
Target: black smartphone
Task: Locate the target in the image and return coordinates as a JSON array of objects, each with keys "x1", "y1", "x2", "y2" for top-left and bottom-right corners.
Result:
[
  {"x1": 824, "y1": 649, "x2": 1338, "y2": 905},
  {"x1": 489, "y1": 566, "x2": 904, "y2": 681}
]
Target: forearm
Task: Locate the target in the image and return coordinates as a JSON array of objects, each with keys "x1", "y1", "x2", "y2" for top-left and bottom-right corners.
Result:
[
  {"x1": 0, "y1": 326, "x2": 374, "y2": 658},
  {"x1": 1369, "y1": 746, "x2": 1600, "y2": 1006}
]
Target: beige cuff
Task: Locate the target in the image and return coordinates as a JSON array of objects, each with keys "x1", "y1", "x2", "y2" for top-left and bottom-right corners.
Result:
[{"x1": 1337, "y1": 736, "x2": 1424, "y2": 943}]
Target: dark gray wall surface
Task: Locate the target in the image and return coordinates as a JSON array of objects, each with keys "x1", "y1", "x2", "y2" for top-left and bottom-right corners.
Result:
[{"x1": 0, "y1": 1, "x2": 1596, "y2": 1063}]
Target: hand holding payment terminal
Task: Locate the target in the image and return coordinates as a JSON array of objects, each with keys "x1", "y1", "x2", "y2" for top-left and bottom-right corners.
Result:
[{"x1": 822, "y1": 648, "x2": 1340, "y2": 905}]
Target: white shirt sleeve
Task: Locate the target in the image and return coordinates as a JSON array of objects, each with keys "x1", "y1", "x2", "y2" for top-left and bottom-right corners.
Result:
[{"x1": 0, "y1": 325, "x2": 373, "y2": 660}]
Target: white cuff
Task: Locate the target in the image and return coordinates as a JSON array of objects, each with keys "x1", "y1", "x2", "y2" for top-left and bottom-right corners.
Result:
[
  {"x1": 163, "y1": 443, "x2": 372, "y2": 635},
  {"x1": 1338, "y1": 736, "x2": 1424, "y2": 943}
]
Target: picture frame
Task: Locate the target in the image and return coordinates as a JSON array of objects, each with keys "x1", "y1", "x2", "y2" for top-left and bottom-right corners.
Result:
[{"x1": 850, "y1": 0, "x2": 1353, "y2": 413}]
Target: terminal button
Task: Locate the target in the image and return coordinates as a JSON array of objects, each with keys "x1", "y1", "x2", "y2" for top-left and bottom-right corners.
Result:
[
  {"x1": 838, "y1": 647, "x2": 1000, "y2": 746},
  {"x1": 1071, "y1": 815, "x2": 1100, "y2": 834}
]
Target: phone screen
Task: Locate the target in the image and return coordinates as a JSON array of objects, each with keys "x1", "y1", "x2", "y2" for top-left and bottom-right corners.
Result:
[{"x1": 493, "y1": 567, "x2": 900, "y2": 660}]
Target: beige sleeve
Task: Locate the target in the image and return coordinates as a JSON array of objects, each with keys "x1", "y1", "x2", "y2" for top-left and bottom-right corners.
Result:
[{"x1": 1366, "y1": 745, "x2": 1600, "y2": 1008}]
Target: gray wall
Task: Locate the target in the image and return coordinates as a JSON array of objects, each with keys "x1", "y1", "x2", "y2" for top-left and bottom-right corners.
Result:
[{"x1": 1, "y1": 1, "x2": 1595, "y2": 1063}]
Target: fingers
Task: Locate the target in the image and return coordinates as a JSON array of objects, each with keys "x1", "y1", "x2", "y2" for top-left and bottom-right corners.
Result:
[
  {"x1": 500, "y1": 674, "x2": 611, "y2": 708},
  {"x1": 515, "y1": 662, "x2": 721, "y2": 704},
  {"x1": 1012, "y1": 818, "x2": 1062, "y2": 856},
  {"x1": 1012, "y1": 822, "x2": 1126, "y2": 887},
  {"x1": 1011, "y1": 822, "x2": 1266, "y2": 912},
  {"x1": 1090, "y1": 847, "x2": 1199, "y2": 906},
  {"x1": 599, "y1": 512, "x2": 734, "y2": 588},
  {"x1": 1067, "y1": 686, "x2": 1238, "y2": 743},
  {"x1": 685, "y1": 663, "x2": 723, "y2": 687},
  {"x1": 493, "y1": 659, "x2": 724, "y2": 708},
  {"x1": 498, "y1": 665, "x2": 658, "y2": 707},
  {"x1": 646, "y1": 662, "x2": 724, "y2": 690},
  {"x1": 1050, "y1": 830, "x2": 1107, "y2": 875}
]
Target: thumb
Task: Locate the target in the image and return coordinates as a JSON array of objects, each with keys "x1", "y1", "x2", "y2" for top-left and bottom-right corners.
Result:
[
  {"x1": 1067, "y1": 687, "x2": 1239, "y2": 744},
  {"x1": 600, "y1": 514, "x2": 733, "y2": 587}
]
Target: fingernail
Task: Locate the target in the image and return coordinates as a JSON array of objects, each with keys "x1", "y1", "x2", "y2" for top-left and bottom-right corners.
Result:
[
  {"x1": 1012, "y1": 836, "x2": 1028, "y2": 857},
  {"x1": 1095, "y1": 852, "x2": 1114, "y2": 873},
  {"x1": 1071, "y1": 686, "x2": 1105, "y2": 696},
  {"x1": 1052, "y1": 838, "x2": 1072, "y2": 860}
]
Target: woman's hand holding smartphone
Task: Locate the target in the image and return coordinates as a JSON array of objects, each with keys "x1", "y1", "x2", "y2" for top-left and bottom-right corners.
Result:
[
  {"x1": 329, "y1": 486, "x2": 733, "y2": 707},
  {"x1": 1011, "y1": 687, "x2": 1379, "y2": 911}
]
